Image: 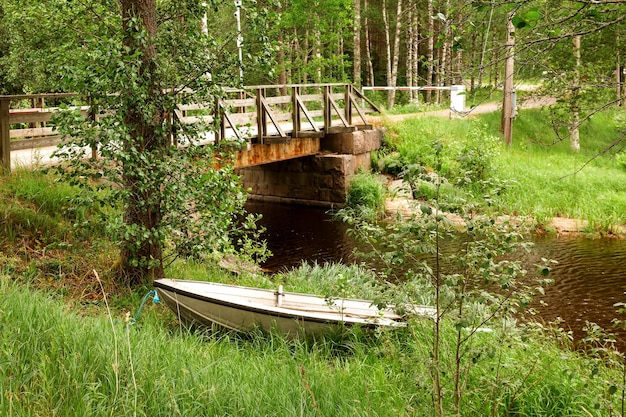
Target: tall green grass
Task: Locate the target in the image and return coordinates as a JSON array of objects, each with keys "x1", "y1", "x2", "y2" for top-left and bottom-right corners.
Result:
[
  {"x1": 0, "y1": 275, "x2": 618, "y2": 416},
  {"x1": 345, "y1": 172, "x2": 387, "y2": 222}
]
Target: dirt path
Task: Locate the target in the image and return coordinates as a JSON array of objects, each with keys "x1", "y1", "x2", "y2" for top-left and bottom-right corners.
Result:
[{"x1": 368, "y1": 96, "x2": 557, "y2": 124}]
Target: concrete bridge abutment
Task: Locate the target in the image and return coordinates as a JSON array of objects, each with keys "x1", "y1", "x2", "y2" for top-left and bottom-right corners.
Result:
[{"x1": 237, "y1": 129, "x2": 383, "y2": 207}]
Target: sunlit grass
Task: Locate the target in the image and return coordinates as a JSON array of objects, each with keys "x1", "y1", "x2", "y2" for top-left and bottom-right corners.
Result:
[{"x1": 386, "y1": 105, "x2": 626, "y2": 231}]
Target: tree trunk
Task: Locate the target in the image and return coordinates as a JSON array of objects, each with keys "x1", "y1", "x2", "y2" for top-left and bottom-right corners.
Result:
[
  {"x1": 426, "y1": 0, "x2": 434, "y2": 103},
  {"x1": 389, "y1": 0, "x2": 403, "y2": 107},
  {"x1": 501, "y1": 12, "x2": 515, "y2": 145},
  {"x1": 470, "y1": 27, "x2": 477, "y2": 92},
  {"x1": 477, "y1": 3, "x2": 495, "y2": 90},
  {"x1": 436, "y1": 0, "x2": 450, "y2": 105},
  {"x1": 382, "y1": 0, "x2": 392, "y2": 105},
  {"x1": 120, "y1": 0, "x2": 166, "y2": 282},
  {"x1": 383, "y1": 0, "x2": 403, "y2": 108},
  {"x1": 570, "y1": 35, "x2": 581, "y2": 152},
  {"x1": 313, "y1": 27, "x2": 322, "y2": 83},
  {"x1": 277, "y1": 33, "x2": 287, "y2": 95},
  {"x1": 407, "y1": 3, "x2": 419, "y2": 101},
  {"x1": 353, "y1": 0, "x2": 362, "y2": 86},
  {"x1": 412, "y1": 5, "x2": 419, "y2": 101},
  {"x1": 364, "y1": 0, "x2": 375, "y2": 86},
  {"x1": 617, "y1": 34, "x2": 624, "y2": 107},
  {"x1": 407, "y1": 5, "x2": 414, "y2": 96}
]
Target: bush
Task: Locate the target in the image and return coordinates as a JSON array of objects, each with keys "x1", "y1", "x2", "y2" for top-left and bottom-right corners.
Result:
[
  {"x1": 453, "y1": 124, "x2": 501, "y2": 187},
  {"x1": 345, "y1": 172, "x2": 386, "y2": 222}
]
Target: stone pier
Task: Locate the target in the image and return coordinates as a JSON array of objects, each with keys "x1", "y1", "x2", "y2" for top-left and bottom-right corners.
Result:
[{"x1": 236, "y1": 129, "x2": 383, "y2": 207}]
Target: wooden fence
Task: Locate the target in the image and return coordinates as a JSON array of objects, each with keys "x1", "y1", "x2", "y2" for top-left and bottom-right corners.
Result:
[{"x1": 0, "y1": 84, "x2": 379, "y2": 174}]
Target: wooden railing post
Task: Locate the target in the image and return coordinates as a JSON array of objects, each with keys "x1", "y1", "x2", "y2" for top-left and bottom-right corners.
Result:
[
  {"x1": 0, "y1": 98, "x2": 10, "y2": 174},
  {"x1": 291, "y1": 86, "x2": 301, "y2": 138},
  {"x1": 344, "y1": 84, "x2": 353, "y2": 126},
  {"x1": 323, "y1": 85, "x2": 331, "y2": 132},
  {"x1": 256, "y1": 87, "x2": 266, "y2": 144}
]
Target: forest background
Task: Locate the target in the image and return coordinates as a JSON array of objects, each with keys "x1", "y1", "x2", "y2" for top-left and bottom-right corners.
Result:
[{"x1": 2, "y1": 0, "x2": 625, "y2": 110}]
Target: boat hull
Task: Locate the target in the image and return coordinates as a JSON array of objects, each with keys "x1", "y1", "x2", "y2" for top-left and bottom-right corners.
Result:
[{"x1": 154, "y1": 278, "x2": 406, "y2": 336}]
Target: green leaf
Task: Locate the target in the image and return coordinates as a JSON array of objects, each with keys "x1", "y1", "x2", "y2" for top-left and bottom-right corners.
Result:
[{"x1": 512, "y1": 16, "x2": 527, "y2": 29}]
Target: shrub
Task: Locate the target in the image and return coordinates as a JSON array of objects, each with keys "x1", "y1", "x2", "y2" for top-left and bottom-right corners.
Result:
[
  {"x1": 345, "y1": 172, "x2": 386, "y2": 222},
  {"x1": 453, "y1": 123, "x2": 501, "y2": 187}
]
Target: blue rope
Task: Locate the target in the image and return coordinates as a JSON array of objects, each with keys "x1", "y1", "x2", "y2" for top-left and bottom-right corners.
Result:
[{"x1": 131, "y1": 289, "x2": 160, "y2": 324}]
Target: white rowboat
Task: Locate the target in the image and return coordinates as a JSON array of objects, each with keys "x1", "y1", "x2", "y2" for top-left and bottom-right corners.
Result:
[{"x1": 154, "y1": 278, "x2": 429, "y2": 337}]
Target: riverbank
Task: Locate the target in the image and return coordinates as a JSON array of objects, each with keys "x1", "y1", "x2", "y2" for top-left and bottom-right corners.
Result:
[
  {"x1": 376, "y1": 103, "x2": 626, "y2": 238},
  {"x1": 385, "y1": 178, "x2": 626, "y2": 237}
]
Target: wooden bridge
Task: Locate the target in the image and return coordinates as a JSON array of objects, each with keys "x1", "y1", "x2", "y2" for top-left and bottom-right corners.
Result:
[{"x1": 0, "y1": 84, "x2": 380, "y2": 173}]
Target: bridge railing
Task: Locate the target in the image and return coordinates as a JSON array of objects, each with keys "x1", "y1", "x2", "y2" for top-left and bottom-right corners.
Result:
[
  {"x1": 1, "y1": 84, "x2": 380, "y2": 173},
  {"x1": 173, "y1": 83, "x2": 380, "y2": 145}
]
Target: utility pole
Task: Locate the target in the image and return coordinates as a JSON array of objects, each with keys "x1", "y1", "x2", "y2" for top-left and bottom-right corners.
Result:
[{"x1": 501, "y1": 12, "x2": 515, "y2": 145}]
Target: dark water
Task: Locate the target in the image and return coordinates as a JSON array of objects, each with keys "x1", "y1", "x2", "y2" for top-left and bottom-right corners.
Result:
[
  {"x1": 248, "y1": 200, "x2": 626, "y2": 344},
  {"x1": 247, "y1": 200, "x2": 356, "y2": 272},
  {"x1": 528, "y1": 237, "x2": 626, "y2": 341}
]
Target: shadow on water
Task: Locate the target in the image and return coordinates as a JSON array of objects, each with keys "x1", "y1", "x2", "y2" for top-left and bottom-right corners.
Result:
[
  {"x1": 247, "y1": 200, "x2": 626, "y2": 346},
  {"x1": 246, "y1": 200, "x2": 356, "y2": 272}
]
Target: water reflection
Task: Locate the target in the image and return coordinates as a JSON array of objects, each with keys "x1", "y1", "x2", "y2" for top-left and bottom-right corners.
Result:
[
  {"x1": 246, "y1": 200, "x2": 356, "y2": 271},
  {"x1": 247, "y1": 200, "x2": 626, "y2": 344}
]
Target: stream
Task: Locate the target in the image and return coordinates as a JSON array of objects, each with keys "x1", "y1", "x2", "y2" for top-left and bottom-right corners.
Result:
[{"x1": 247, "y1": 200, "x2": 626, "y2": 345}]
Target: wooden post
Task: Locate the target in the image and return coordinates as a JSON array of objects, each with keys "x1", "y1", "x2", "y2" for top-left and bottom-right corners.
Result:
[
  {"x1": 0, "y1": 98, "x2": 10, "y2": 174},
  {"x1": 323, "y1": 85, "x2": 331, "y2": 132},
  {"x1": 501, "y1": 13, "x2": 515, "y2": 145},
  {"x1": 256, "y1": 88, "x2": 266, "y2": 144},
  {"x1": 291, "y1": 86, "x2": 301, "y2": 137},
  {"x1": 344, "y1": 84, "x2": 353, "y2": 126}
]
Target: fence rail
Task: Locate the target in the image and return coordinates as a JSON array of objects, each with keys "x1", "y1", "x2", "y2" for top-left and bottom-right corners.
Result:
[{"x1": 1, "y1": 84, "x2": 380, "y2": 174}]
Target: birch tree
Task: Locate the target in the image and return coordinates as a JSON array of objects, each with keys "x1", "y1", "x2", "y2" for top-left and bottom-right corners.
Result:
[
  {"x1": 353, "y1": 0, "x2": 362, "y2": 86},
  {"x1": 382, "y1": 0, "x2": 403, "y2": 108},
  {"x1": 45, "y1": 0, "x2": 266, "y2": 284}
]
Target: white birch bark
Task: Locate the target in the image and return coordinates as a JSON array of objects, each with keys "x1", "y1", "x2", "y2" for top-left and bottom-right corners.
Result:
[
  {"x1": 363, "y1": 0, "x2": 375, "y2": 86},
  {"x1": 426, "y1": 0, "x2": 434, "y2": 103},
  {"x1": 353, "y1": 0, "x2": 362, "y2": 86}
]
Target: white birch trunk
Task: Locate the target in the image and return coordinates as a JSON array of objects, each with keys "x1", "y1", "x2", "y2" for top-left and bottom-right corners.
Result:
[
  {"x1": 364, "y1": 0, "x2": 375, "y2": 86},
  {"x1": 383, "y1": 0, "x2": 403, "y2": 108},
  {"x1": 353, "y1": 0, "x2": 362, "y2": 86},
  {"x1": 382, "y1": 0, "x2": 392, "y2": 100},
  {"x1": 426, "y1": 0, "x2": 434, "y2": 103},
  {"x1": 389, "y1": 0, "x2": 403, "y2": 108}
]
